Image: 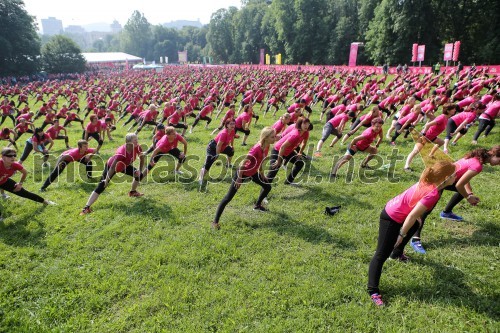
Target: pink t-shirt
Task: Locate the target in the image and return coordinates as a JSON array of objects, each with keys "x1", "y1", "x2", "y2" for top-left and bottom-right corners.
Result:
[
  {"x1": 274, "y1": 128, "x2": 309, "y2": 156},
  {"x1": 235, "y1": 112, "x2": 251, "y2": 129},
  {"x1": 107, "y1": 144, "x2": 142, "y2": 173},
  {"x1": 64, "y1": 147, "x2": 96, "y2": 161},
  {"x1": 45, "y1": 125, "x2": 64, "y2": 139},
  {"x1": 328, "y1": 113, "x2": 348, "y2": 128},
  {"x1": 454, "y1": 157, "x2": 483, "y2": 180},
  {"x1": 168, "y1": 112, "x2": 182, "y2": 125},
  {"x1": 397, "y1": 112, "x2": 418, "y2": 126},
  {"x1": 214, "y1": 128, "x2": 235, "y2": 152},
  {"x1": 385, "y1": 183, "x2": 440, "y2": 223},
  {"x1": 355, "y1": 127, "x2": 380, "y2": 151},
  {"x1": 0, "y1": 160, "x2": 23, "y2": 185},
  {"x1": 452, "y1": 112, "x2": 476, "y2": 126},
  {"x1": 156, "y1": 133, "x2": 183, "y2": 153},
  {"x1": 242, "y1": 143, "x2": 268, "y2": 177},
  {"x1": 272, "y1": 120, "x2": 286, "y2": 135},
  {"x1": 86, "y1": 122, "x2": 101, "y2": 133},
  {"x1": 425, "y1": 114, "x2": 447, "y2": 140}
]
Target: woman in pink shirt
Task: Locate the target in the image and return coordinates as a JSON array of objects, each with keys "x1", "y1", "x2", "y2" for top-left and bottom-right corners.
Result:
[
  {"x1": 190, "y1": 102, "x2": 215, "y2": 133},
  {"x1": 315, "y1": 111, "x2": 355, "y2": 156},
  {"x1": 211, "y1": 127, "x2": 276, "y2": 230},
  {"x1": 341, "y1": 105, "x2": 383, "y2": 144},
  {"x1": 199, "y1": 119, "x2": 236, "y2": 184},
  {"x1": 442, "y1": 103, "x2": 483, "y2": 153},
  {"x1": 331, "y1": 118, "x2": 384, "y2": 178},
  {"x1": 404, "y1": 146, "x2": 500, "y2": 254},
  {"x1": 80, "y1": 133, "x2": 145, "y2": 215},
  {"x1": 142, "y1": 127, "x2": 188, "y2": 177},
  {"x1": 389, "y1": 105, "x2": 421, "y2": 145},
  {"x1": 83, "y1": 115, "x2": 104, "y2": 154},
  {"x1": 266, "y1": 117, "x2": 312, "y2": 186},
  {"x1": 472, "y1": 94, "x2": 499, "y2": 144},
  {"x1": 0, "y1": 147, "x2": 55, "y2": 206},
  {"x1": 367, "y1": 161, "x2": 457, "y2": 306},
  {"x1": 404, "y1": 103, "x2": 457, "y2": 171},
  {"x1": 234, "y1": 105, "x2": 253, "y2": 146},
  {"x1": 40, "y1": 140, "x2": 96, "y2": 191},
  {"x1": 271, "y1": 113, "x2": 292, "y2": 139}
]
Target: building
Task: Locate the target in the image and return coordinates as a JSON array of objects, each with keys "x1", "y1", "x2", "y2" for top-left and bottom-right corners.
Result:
[
  {"x1": 41, "y1": 17, "x2": 63, "y2": 36},
  {"x1": 110, "y1": 20, "x2": 122, "y2": 34},
  {"x1": 65, "y1": 25, "x2": 86, "y2": 34}
]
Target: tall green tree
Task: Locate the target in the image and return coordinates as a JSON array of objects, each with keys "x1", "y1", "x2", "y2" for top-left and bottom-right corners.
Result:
[
  {"x1": 0, "y1": 0, "x2": 41, "y2": 75},
  {"x1": 121, "y1": 11, "x2": 152, "y2": 60},
  {"x1": 207, "y1": 7, "x2": 238, "y2": 63},
  {"x1": 41, "y1": 35, "x2": 86, "y2": 73}
]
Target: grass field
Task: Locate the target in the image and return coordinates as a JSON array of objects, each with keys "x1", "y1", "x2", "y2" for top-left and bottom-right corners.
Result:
[{"x1": 0, "y1": 78, "x2": 499, "y2": 332}]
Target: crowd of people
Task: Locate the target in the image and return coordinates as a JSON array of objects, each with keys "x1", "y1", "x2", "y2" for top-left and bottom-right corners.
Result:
[{"x1": 0, "y1": 65, "x2": 498, "y2": 307}]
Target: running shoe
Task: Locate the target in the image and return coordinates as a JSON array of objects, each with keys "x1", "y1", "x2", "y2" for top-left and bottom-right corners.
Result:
[
  {"x1": 440, "y1": 211, "x2": 463, "y2": 221},
  {"x1": 313, "y1": 151, "x2": 322, "y2": 158},
  {"x1": 80, "y1": 206, "x2": 93, "y2": 215},
  {"x1": 45, "y1": 200, "x2": 56, "y2": 205},
  {"x1": 1, "y1": 193, "x2": 10, "y2": 199},
  {"x1": 370, "y1": 293, "x2": 384, "y2": 307},
  {"x1": 40, "y1": 187, "x2": 47, "y2": 192},
  {"x1": 390, "y1": 141, "x2": 396, "y2": 146},
  {"x1": 284, "y1": 180, "x2": 300, "y2": 186},
  {"x1": 128, "y1": 190, "x2": 144, "y2": 197},
  {"x1": 390, "y1": 253, "x2": 410, "y2": 263},
  {"x1": 211, "y1": 221, "x2": 220, "y2": 230},
  {"x1": 175, "y1": 170, "x2": 184, "y2": 175},
  {"x1": 403, "y1": 167, "x2": 413, "y2": 173},
  {"x1": 410, "y1": 239, "x2": 426, "y2": 254},
  {"x1": 253, "y1": 204, "x2": 268, "y2": 212},
  {"x1": 241, "y1": 142, "x2": 247, "y2": 146}
]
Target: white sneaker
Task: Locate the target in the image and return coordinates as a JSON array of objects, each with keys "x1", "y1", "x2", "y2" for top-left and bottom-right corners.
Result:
[
  {"x1": 1, "y1": 193, "x2": 10, "y2": 200},
  {"x1": 45, "y1": 200, "x2": 57, "y2": 205},
  {"x1": 262, "y1": 198, "x2": 268, "y2": 205},
  {"x1": 175, "y1": 170, "x2": 184, "y2": 175}
]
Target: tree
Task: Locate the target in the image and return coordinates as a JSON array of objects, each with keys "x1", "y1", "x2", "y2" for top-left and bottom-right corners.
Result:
[
  {"x1": 207, "y1": 7, "x2": 238, "y2": 63},
  {"x1": 0, "y1": 0, "x2": 41, "y2": 75},
  {"x1": 41, "y1": 35, "x2": 86, "y2": 73},
  {"x1": 121, "y1": 11, "x2": 152, "y2": 60}
]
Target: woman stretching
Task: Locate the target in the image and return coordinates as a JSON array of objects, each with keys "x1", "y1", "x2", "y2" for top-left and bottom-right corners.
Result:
[
  {"x1": 0, "y1": 147, "x2": 55, "y2": 206},
  {"x1": 199, "y1": 119, "x2": 235, "y2": 185},
  {"x1": 80, "y1": 133, "x2": 145, "y2": 215},
  {"x1": 367, "y1": 160, "x2": 456, "y2": 306},
  {"x1": 212, "y1": 127, "x2": 276, "y2": 230}
]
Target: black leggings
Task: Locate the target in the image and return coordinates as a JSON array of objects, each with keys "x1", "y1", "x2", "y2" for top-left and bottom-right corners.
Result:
[
  {"x1": 147, "y1": 148, "x2": 185, "y2": 170},
  {"x1": 473, "y1": 118, "x2": 495, "y2": 140},
  {"x1": 19, "y1": 141, "x2": 48, "y2": 163},
  {"x1": 192, "y1": 116, "x2": 212, "y2": 128},
  {"x1": 85, "y1": 132, "x2": 103, "y2": 145},
  {"x1": 265, "y1": 148, "x2": 305, "y2": 184},
  {"x1": 0, "y1": 178, "x2": 45, "y2": 203},
  {"x1": 445, "y1": 118, "x2": 467, "y2": 139},
  {"x1": 235, "y1": 126, "x2": 250, "y2": 136},
  {"x1": 410, "y1": 184, "x2": 463, "y2": 239},
  {"x1": 203, "y1": 140, "x2": 234, "y2": 171},
  {"x1": 214, "y1": 172, "x2": 271, "y2": 223},
  {"x1": 367, "y1": 209, "x2": 419, "y2": 295},
  {"x1": 41, "y1": 158, "x2": 93, "y2": 189},
  {"x1": 123, "y1": 114, "x2": 139, "y2": 126},
  {"x1": 0, "y1": 114, "x2": 16, "y2": 126},
  {"x1": 93, "y1": 164, "x2": 140, "y2": 194},
  {"x1": 63, "y1": 118, "x2": 83, "y2": 127}
]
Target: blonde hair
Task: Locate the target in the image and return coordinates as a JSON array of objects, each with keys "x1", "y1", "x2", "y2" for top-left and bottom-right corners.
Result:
[
  {"x1": 420, "y1": 161, "x2": 456, "y2": 185},
  {"x1": 125, "y1": 133, "x2": 138, "y2": 143},
  {"x1": 165, "y1": 126, "x2": 177, "y2": 135},
  {"x1": 259, "y1": 127, "x2": 275, "y2": 145}
]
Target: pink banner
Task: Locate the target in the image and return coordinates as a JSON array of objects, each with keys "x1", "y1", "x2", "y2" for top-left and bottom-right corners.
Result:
[
  {"x1": 259, "y1": 49, "x2": 265, "y2": 66},
  {"x1": 411, "y1": 44, "x2": 418, "y2": 62},
  {"x1": 453, "y1": 41, "x2": 461, "y2": 61},
  {"x1": 348, "y1": 43, "x2": 359, "y2": 67},
  {"x1": 417, "y1": 45, "x2": 425, "y2": 62},
  {"x1": 444, "y1": 43, "x2": 454, "y2": 61}
]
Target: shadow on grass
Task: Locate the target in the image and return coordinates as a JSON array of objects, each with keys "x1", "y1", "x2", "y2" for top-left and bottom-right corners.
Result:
[
  {"x1": 390, "y1": 257, "x2": 499, "y2": 321},
  {"x1": 424, "y1": 222, "x2": 500, "y2": 250},
  {"x1": 0, "y1": 205, "x2": 47, "y2": 248},
  {"x1": 100, "y1": 198, "x2": 173, "y2": 222},
  {"x1": 238, "y1": 211, "x2": 356, "y2": 249}
]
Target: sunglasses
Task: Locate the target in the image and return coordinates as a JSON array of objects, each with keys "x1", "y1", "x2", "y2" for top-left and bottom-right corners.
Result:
[{"x1": 4, "y1": 154, "x2": 17, "y2": 158}]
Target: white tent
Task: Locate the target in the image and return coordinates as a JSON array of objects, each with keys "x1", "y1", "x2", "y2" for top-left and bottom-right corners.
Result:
[{"x1": 82, "y1": 52, "x2": 142, "y2": 64}]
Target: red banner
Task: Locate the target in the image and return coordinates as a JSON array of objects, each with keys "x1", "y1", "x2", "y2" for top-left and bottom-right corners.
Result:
[
  {"x1": 417, "y1": 45, "x2": 425, "y2": 62},
  {"x1": 444, "y1": 43, "x2": 454, "y2": 61},
  {"x1": 348, "y1": 43, "x2": 359, "y2": 67}
]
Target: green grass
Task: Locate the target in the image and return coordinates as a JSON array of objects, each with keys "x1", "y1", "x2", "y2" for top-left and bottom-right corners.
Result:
[{"x1": 0, "y1": 79, "x2": 499, "y2": 332}]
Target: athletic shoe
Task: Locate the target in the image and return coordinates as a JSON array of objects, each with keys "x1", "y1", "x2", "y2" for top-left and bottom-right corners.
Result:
[
  {"x1": 80, "y1": 206, "x2": 92, "y2": 215},
  {"x1": 39, "y1": 188, "x2": 47, "y2": 192},
  {"x1": 403, "y1": 167, "x2": 413, "y2": 173},
  {"x1": 45, "y1": 200, "x2": 56, "y2": 205},
  {"x1": 262, "y1": 198, "x2": 269, "y2": 205},
  {"x1": 253, "y1": 204, "x2": 268, "y2": 212},
  {"x1": 1, "y1": 193, "x2": 10, "y2": 199},
  {"x1": 410, "y1": 239, "x2": 426, "y2": 254},
  {"x1": 390, "y1": 253, "x2": 410, "y2": 263},
  {"x1": 284, "y1": 180, "x2": 300, "y2": 186},
  {"x1": 241, "y1": 142, "x2": 247, "y2": 146},
  {"x1": 175, "y1": 170, "x2": 184, "y2": 175},
  {"x1": 42, "y1": 162, "x2": 50, "y2": 168},
  {"x1": 211, "y1": 221, "x2": 220, "y2": 230},
  {"x1": 313, "y1": 151, "x2": 322, "y2": 158},
  {"x1": 128, "y1": 190, "x2": 144, "y2": 197},
  {"x1": 390, "y1": 141, "x2": 396, "y2": 146},
  {"x1": 451, "y1": 142, "x2": 457, "y2": 146},
  {"x1": 440, "y1": 211, "x2": 463, "y2": 221},
  {"x1": 370, "y1": 293, "x2": 384, "y2": 307}
]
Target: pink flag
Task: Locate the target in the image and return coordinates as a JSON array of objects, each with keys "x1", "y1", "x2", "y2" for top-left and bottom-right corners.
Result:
[
  {"x1": 443, "y1": 43, "x2": 454, "y2": 61},
  {"x1": 411, "y1": 44, "x2": 418, "y2": 62},
  {"x1": 452, "y1": 41, "x2": 461, "y2": 61},
  {"x1": 417, "y1": 45, "x2": 425, "y2": 62}
]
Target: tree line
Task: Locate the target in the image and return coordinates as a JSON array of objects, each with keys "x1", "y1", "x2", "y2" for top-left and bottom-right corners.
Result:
[{"x1": 1, "y1": 0, "x2": 498, "y2": 76}]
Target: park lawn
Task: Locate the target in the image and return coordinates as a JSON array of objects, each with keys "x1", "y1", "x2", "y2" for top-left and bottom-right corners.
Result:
[{"x1": 0, "y1": 75, "x2": 498, "y2": 332}]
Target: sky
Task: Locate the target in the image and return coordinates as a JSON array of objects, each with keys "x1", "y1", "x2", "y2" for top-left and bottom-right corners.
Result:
[{"x1": 22, "y1": 0, "x2": 242, "y2": 29}]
